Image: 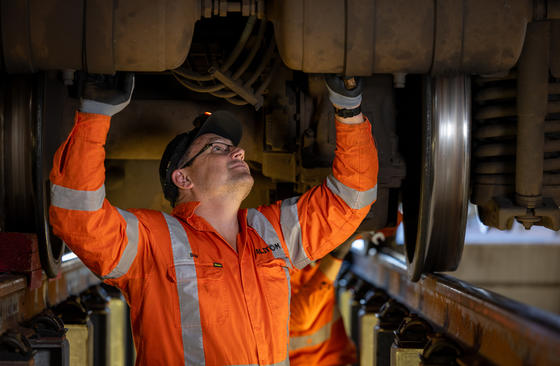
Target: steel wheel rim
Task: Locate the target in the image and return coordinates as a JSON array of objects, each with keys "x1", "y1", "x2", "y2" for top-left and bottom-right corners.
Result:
[
  {"x1": 406, "y1": 74, "x2": 471, "y2": 281},
  {"x1": 3, "y1": 74, "x2": 64, "y2": 277}
]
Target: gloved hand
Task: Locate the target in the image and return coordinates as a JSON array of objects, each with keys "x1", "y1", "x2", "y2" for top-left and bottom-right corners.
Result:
[
  {"x1": 80, "y1": 72, "x2": 135, "y2": 116},
  {"x1": 329, "y1": 240, "x2": 353, "y2": 260},
  {"x1": 325, "y1": 75, "x2": 363, "y2": 109}
]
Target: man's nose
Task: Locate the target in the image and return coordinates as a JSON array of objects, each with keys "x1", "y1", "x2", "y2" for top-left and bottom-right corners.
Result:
[{"x1": 230, "y1": 146, "x2": 245, "y2": 160}]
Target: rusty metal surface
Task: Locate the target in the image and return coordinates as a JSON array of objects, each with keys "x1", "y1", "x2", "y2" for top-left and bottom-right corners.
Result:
[
  {"x1": 1, "y1": 0, "x2": 84, "y2": 73},
  {"x1": 346, "y1": 1, "x2": 375, "y2": 75},
  {"x1": 113, "y1": 0, "x2": 197, "y2": 71},
  {"x1": 269, "y1": 0, "x2": 345, "y2": 73},
  {"x1": 85, "y1": 0, "x2": 114, "y2": 74},
  {"x1": 270, "y1": 0, "x2": 531, "y2": 75},
  {"x1": 28, "y1": 0, "x2": 84, "y2": 71},
  {"x1": 2, "y1": 0, "x2": 196, "y2": 73},
  {"x1": 0, "y1": 257, "x2": 100, "y2": 335},
  {"x1": 0, "y1": 0, "x2": 35, "y2": 73},
  {"x1": 373, "y1": 0, "x2": 434, "y2": 74},
  {"x1": 352, "y1": 251, "x2": 560, "y2": 366}
]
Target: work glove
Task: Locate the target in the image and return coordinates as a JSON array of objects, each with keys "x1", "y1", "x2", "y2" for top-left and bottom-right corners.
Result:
[
  {"x1": 329, "y1": 240, "x2": 353, "y2": 260},
  {"x1": 325, "y1": 75, "x2": 363, "y2": 108},
  {"x1": 80, "y1": 72, "x2": 135, "y2": 116}
]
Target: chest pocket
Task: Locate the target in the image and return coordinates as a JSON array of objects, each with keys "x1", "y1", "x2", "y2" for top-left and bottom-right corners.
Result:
[
  {"x1": 256, "y1": 256, "x2": 290, "y2": 314},
  {"x1": 167, "y1": 260, "x2": 230, "y2": 327}
]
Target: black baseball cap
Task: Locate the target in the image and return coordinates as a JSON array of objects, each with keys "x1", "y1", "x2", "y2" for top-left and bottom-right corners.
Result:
[{"x1": 159, "y1": 110, "x2": 242, "y2": 205}]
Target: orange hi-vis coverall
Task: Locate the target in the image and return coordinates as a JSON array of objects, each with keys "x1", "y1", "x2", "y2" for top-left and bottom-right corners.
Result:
[
  {"x1": 289, "y1": 260, "x2": 357, "y2": 366},
  {"x1": 49, "y1": 111, "x2": 378, "y2": 365}
]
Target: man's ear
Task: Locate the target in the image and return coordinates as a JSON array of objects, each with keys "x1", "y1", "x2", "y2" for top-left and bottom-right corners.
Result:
[{"x1": 171, "y1": 169, "x2": 193, "y2": 190}]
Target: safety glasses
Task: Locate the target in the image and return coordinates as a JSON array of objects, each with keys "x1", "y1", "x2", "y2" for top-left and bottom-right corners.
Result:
[{"x1": 179, "y1": 141, "x2": 235, "y2": 169}]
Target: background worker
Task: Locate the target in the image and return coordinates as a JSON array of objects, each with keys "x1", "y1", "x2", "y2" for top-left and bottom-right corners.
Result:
[
  {"x1": 49, "y1": 73, "x2": 378, "y2": 365},
  {"x1": 289, "y1": 240, "x2": 357, "y2": 366}
]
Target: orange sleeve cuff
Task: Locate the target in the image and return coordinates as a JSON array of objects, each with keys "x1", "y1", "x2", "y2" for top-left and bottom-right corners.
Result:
[
  {"x1": 74, "y1": 111, "x2": 111, "y2": 143},
  {"x1": 332, "y1": 115, "x2": 378, "y2": 191}
]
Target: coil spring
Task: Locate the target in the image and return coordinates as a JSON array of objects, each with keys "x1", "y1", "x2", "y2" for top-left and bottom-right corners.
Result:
[
  {"x1": 472, "y1": 72, "x2": 560, "y2": 206},
  {"x1": 171, "y1": 14, "x2": 278, "y2": 110}
]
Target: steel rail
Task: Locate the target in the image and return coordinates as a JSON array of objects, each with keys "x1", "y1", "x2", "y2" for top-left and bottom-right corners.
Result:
[{"x1": 351, "y1": 249, "x2": 560, "y2": 366}]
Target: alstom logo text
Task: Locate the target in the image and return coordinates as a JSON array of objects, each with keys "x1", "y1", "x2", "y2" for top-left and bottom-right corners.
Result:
[{"x1": 255, "y1": 243, "x2": 281, "y2": 255}]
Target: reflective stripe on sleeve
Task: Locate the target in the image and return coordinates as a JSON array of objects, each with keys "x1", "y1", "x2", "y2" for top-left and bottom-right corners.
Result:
[
  {"x1": 289, "y1": 307, "x2": 342, "y2": 352},
  {"x1": 103, "y1": 208, "x2": 139, "y2": 279},
  {"x1": 50, "y1": 183, "x2": 105, "y2": 211},
  {"x1": 247, "y1": 209, "x2": 291, "y2": 268},
  {"x1": 279, "y1": 197, "x2": 311, "y2": 270},
  {"x1": 326, "y1": 174, "x2": 377, "y2": 209},
  {"x1": 163, "y1": 213, "x2": 205, "y2": 366}
]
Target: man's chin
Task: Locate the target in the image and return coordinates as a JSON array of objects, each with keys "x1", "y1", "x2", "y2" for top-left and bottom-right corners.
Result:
[
  {"x1": 239, "y1": 174, "x2": 255, "y2": 190},
  {"x1": 231, "y1": 169, "x2": 253, "y2": 181},
  {"x1": 228, "y1": 173, "x2": 254, "y2": 195}
]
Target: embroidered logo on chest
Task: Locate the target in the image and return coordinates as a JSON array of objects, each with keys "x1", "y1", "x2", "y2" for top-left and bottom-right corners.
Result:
[{"x1": 255, "y1": 243, "x2": 281, "y2": 255}]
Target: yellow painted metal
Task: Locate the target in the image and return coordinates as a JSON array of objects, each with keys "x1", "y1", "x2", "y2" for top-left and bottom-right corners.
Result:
[
  {"x1": 262, "y1": 152, "x2": 296, "y2": 182},
  {"x1": 108, "y1": 298, "x2": 126, "y2": 366},
  {"x1": 360, "y1": 312, "x2": 378, "y2": 366},
  {"x1": 66, "y1": 321, "x2": 94, "y2": 366},
  {"x1": 390, "y1": 344, "x2": 423, "y2": 366},
  {"x1": 338, "y1": 289, "x2": 353, "y2": 335}
]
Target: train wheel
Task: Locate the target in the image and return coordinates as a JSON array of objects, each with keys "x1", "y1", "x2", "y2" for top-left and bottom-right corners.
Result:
[
  {"x1": 3, "y1": 74, "x2": 67, "y2": 277},
  {"x1": 403, "y1": 75, "x2": 471, "y2": 281}
]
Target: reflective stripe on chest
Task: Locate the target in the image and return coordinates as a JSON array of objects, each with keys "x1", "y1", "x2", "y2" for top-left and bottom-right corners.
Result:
[
  {"x1": 247, "y1": 208, "x2": 292, "y2": 268},
  {"x1": 163, "y1": 213, "x2": 205, "y2": 366}
]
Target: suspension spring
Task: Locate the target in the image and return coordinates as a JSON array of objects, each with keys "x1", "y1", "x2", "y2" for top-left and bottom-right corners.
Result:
[{"x1": 472, "y1": 72, "x2": 560, "y2": 213}]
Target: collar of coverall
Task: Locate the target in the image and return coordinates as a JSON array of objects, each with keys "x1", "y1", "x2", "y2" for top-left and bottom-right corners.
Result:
[{"x1": 172, "y1": 201, "x2": 249, "y2": 234}]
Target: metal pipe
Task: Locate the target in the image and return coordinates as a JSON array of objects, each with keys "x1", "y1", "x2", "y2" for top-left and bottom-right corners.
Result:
[
  {"x1": 220, "y1": 15, "x2": 257, "y2": 72},
  {"x1": 515, "y1": 21, "x2": 550, "y2": 209},
  {"x1": 210, "y1": 90, "x2": 237, "y2": 98},
  {"x1": 171, "y1": 67, "x2": 214, "y2": 82},
  {"x1": 225, "y1": 97, "x2": 249, "y2": 106},
  {"x1": 255, "y1": 58, "x2": 280, "y2": 95},
  {"x1": 171, "y1": 73, "x2": 226, "y2": 93},
  {"x1": 210, "y1": 67, "x2": 262, "y2": 107},
  {"x1": 244, "y1": 39, "x2": 275, "y2": 87},
  {"x1": 232, "y1": 19, "x2": 267, "y2": 80}
]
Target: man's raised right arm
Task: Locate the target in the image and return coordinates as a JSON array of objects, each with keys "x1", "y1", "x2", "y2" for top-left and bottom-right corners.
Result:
[{"x1": 49, "y1": 73, "x2": 144, "y2": 281}]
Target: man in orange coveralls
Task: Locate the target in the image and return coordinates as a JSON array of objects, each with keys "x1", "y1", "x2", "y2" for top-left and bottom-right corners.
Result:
[
  {"x1": 289, "y1": 240, "x2": 357, "y2": 366},
  {"x1": 49, "y1": 73, "x2": 378, "y2": 365}
]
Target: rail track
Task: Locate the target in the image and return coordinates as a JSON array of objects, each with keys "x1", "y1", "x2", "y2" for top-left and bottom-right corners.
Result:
[{"x1": 338, "y1": 248, "x2": 560, "y2": 366}]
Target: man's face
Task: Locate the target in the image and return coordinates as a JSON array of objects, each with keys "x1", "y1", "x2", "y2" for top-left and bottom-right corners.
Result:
[{"x1": 180, "y1": 133, "x2": 254, "y2": 200}]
